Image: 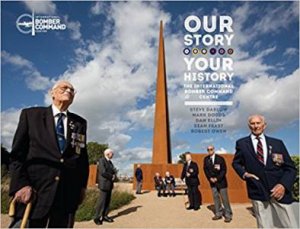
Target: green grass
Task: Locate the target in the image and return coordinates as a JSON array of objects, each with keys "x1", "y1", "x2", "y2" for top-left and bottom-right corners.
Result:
[{"x1": 75, "y1": 188, "x2": 135, "y2": 222}]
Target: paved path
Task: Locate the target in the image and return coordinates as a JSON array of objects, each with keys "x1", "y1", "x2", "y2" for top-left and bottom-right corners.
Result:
[
  {"x1": 75, "y1": 190, "x2": 256, "y2": 228},
  {"x1": 1, "y1": 184, "x2": 257, "y2": 228}
]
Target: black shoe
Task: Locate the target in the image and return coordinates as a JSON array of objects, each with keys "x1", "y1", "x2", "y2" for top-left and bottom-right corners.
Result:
[
  {"x1": 194, "y1": 207, "x2": 200, "y2": 211},
  {"x1": 186, "y1": 206, "x2": 194, "y2": 210},
  {"x1": 103, "y1": 216, "x2": 114, "y2": 223},
  {"x1": 212, "y1": 215, "x2": 222, "y2": 220},
  {"x1": 224, "y1": 218, "x2": 232, "y2": 223},
  {"x1": 94, "y1": 218, "x2": 103, "y2": 225}
]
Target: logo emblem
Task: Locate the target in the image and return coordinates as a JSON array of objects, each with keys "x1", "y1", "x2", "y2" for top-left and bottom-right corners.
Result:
[{"x1": 16, "y1": 13, "x2": 35, "y2": 36}]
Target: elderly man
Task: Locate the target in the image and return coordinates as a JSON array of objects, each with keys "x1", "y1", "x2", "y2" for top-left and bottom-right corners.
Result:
[
  {"x1": 232, "y1": 114, "x2": 298, "y2": 228},
  {"x1": 154, "y1": 172, "x2": 165, "y2": 197},
  {"x1": 181, "y1": 152, "x2": 201, "y2": 210},
  {"x1": 204, "y1": 145, "x2": 232, "y2": 222},
  {"x1": 164, "y1": 171, "x2": 176, "y2": 197},
  {"x1": 94, "y1": 149, "x2": 116, "y2": 225},
  {"x1": 9, "y1": 80, "x2": 89, "y2": 228}
]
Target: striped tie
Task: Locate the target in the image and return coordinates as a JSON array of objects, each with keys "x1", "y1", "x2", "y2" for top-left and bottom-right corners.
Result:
[
  {"x1": 56, "y1": 113, "x2": 66, "y2": 153},
  {"x1": 256, "y1": 137, "x2": 264, "y2": 164}
]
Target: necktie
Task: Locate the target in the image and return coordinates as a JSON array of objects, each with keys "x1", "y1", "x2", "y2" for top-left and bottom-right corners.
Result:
[
  {"x1": 56, "y1": 113, "x2": 66, "y2": 153},
  {"x1": 256, "y1": 137, "x2": 264, "y2": 164},
  {"x1": 210, "y1": 157, "x2": 213, "y2": 164}
]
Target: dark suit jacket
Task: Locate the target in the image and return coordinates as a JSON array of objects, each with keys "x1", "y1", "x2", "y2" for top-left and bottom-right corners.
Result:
[
  {"x1": 232, "y1": 135, "x2": 297, "y2": 204},
  {"x1": 9, "y1": 106, "x2": 89, "y2": 219},
  {"x1": 165, "y1": 175, "x2": 175, "y2": 185},
  {"x1": 204, "y1": 154, "x2": 228, "y2": 189},
  {"x1": 98, "y1": 157, "x2": 116, "y2": 192},
  {"x1": 181, "y1": 161, "x2": 200, "y2": 186},
  {"x1": 154, "y1": 176, "x2": 164, "y2": 188},
  {"x1": 135, "y1": 168, "x2": 143, "y2": 182}
]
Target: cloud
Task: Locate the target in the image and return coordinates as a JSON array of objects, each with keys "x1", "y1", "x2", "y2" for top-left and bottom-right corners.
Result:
[
  {"x1": 64, "y1": 16, "x2": 82, "y2": 41},
  {"x1": 224, "y1": 68, "x2": 299, "y2": 132},
  {"x1": 90, "y1": 2, "x2": 106, "y2": 16},
  {"x1": 23, "y1": 1, "x2": 56, "y2": 14},
  {"x1": 1, "y1": 51, "x2": 52, "y2": 91},
  {"x1": 216, "y1": 147, "x2": 228, "y2": 154},
  {"x1": 1, "y1": 109, "x2": 22, "y2": 150},
  {"x1": 284, "y1": 48, "x2": 299, "y2": 57}
]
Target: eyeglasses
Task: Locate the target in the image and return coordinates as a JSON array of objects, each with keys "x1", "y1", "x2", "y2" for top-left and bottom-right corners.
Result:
[
  {"x1": 57, "y1": 86, "x2": 76, "y2": 94},
  {"x1": 207, "y1": 148, "x2": 214, "y2": 151}
]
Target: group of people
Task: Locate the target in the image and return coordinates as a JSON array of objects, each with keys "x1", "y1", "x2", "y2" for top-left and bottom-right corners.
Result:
[
  {"x1": 153, "y1": 171, "x2": 176, "y2": 197},
  {"x1": 7, "y1": 79, "x2": 299, "y2": 228}
]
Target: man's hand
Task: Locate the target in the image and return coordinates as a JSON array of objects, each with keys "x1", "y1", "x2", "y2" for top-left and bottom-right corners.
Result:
[
  {"x1": 271, "y1": 184, "x2": 285, "y2": 200},
  {"x1": 243, "y1": 172, "x2": 260, "y2": 180},
  {"x1": 15, "y1": 186, "x2": 32, "y2": 204},
  {"x1": 186, "y1": 172, "x2": 191, "y2": 177},
  {"x1": 210, "y1": 177, "x2": 217, "y2": 183}
]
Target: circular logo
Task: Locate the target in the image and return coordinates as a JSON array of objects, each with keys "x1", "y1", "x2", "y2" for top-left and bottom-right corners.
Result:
[
  {"x1": 201, "y1": 48, "x2": 207, "y2": 55},
  {"x1": 227, "y1": 48, "x2": 234, "y2": 55},
  {"x1": 218, "y1": 48, "x2": 225, "y2": 55},
  {"x1": 192, "y1": 48, "x2": 199, "y2": 55},
  {"x1": 183, "y1": 48, "x2": 191, "y2": 55},
  {"x1": 16, "y1": 14, "x2": 33, "y2": 34},
  {"x1": 210, "y1": 48, "x2": 217, "y2": 55}
]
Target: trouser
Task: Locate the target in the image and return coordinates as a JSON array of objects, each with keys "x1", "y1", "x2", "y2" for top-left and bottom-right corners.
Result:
[
  {"x1": 187, "y1": 185, "x2": 201, "y2": 208},
  {"x1": 166, "y1": 183, "x2": 175, "y2": 194},
  {"x1": 155, "y1": 184, "x2": 165, "y2": 196},
  {"x1": 251, "y1": 198, "x2": 299, "y2": 228},
  {"x1": 211, "y1": 187, "x2": 232, "y2": 219},
  {"x1": 136, "y1": 181, "x2": 142, "y2": 193},
  {"x1": 94, "y1": 189, "x2": 112, "y2": 219}
]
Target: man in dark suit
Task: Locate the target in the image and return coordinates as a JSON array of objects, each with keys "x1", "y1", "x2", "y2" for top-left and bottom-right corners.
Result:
[
  {"x1": 135, "y1": 164, "x2": 143, "y2": 194},
  {"x1": 204, "y1": 145, "x2": 232, "y2": 222},
  {"x1": 164, "y1": 171, "x2": 176, "y2": 197},
  {"x1": 94, "y1": 148, "x2": 116, "y2": 225},
  {"x1": 9, "y1": 80, "x2": 89, "y2": 228},
  {"x1": 232, "y1": 114, "x2": 298, "y2": 228},
  {"x1": 154, "y1": 172, "x2": 165, "y2": 197},
  {"x1": 181, "y1": 152, "x2": 201, "y2": 210}
]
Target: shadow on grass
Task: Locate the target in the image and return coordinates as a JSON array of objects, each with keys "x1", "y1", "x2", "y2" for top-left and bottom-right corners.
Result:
[{"x1": 111, "y1": 205, "x2": 142, "y2": 219}]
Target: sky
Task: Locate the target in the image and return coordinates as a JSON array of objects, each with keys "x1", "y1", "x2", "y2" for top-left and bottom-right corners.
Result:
[{"x1": 1, "y1": 1, "x2": 299, "y2": 176}]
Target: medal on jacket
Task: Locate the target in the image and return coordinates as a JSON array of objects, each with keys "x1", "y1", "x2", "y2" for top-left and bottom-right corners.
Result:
[
  {"x1": 272, "y1": 153, "x2": 284, "y2": 166},
  {"x1": 71, "y1": 133, "x2": 85, "y2": 154}
]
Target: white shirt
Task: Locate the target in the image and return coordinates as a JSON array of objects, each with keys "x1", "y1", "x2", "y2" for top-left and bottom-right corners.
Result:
[
  {"x1": 210, "y1": 154, "x2": 216, "y2": 164},
  {"x1": 52, "y1": 105, "x2": 68, "y2": 139},
  {"x1": 251, "y1": 134, "x2": 268, "y2": 165}
]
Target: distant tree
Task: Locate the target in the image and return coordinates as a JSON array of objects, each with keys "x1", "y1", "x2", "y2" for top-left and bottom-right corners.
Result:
[
  {"x1": 1, "y1": 145, "x2": 10, "y2": 178},
  {"x1": 87, "y1": 142, "x2": 108, "y2": 164},
  {"x1": 177, "y1": 153, "x2": 186, "y2": 164},
  {"x1": 292, "y1": 156, "x2": 299, "y2": 201}
]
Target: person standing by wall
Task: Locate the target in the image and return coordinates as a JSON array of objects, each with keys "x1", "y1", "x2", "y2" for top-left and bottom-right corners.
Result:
[
  {"x1": 135, "y1": 164, "x2": 143, "y2": 194},
  {"x1": 204, "y1": 145, "x2": 232, "y2": 223}
]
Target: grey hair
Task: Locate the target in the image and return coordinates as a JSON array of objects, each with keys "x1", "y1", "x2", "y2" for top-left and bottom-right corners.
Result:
[
  {"x1": 248, "y1": 114, "x2": 266, "y2": 124},
  {"x1": 104, "y1": 148, "x2": 114, "y2": 156}
]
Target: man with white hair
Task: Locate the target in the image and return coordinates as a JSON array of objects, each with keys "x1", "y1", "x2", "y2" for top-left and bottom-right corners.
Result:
[
  {"x1": 94, "y1": 148, "x2": 117, "y2": 225},
  {"x1": 232, "y1": 114, "x2": 298, "y2": 228},
  {"x1": 9, "y1": 80, "x2": 89, "y2": 228}
]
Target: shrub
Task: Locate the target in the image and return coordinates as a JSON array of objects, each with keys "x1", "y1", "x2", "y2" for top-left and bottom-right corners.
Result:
[
  {"x1": 292, "y1": 156, "x2": 299, "y2": 201},
  {"x1": 75, "y1": 188, "x2": 135, "y2": 222}
]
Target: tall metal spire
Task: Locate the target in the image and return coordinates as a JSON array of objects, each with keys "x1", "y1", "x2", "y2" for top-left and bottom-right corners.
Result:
[{"x1": 152, "y1": 21, "x2": 171, "y2": 164}]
